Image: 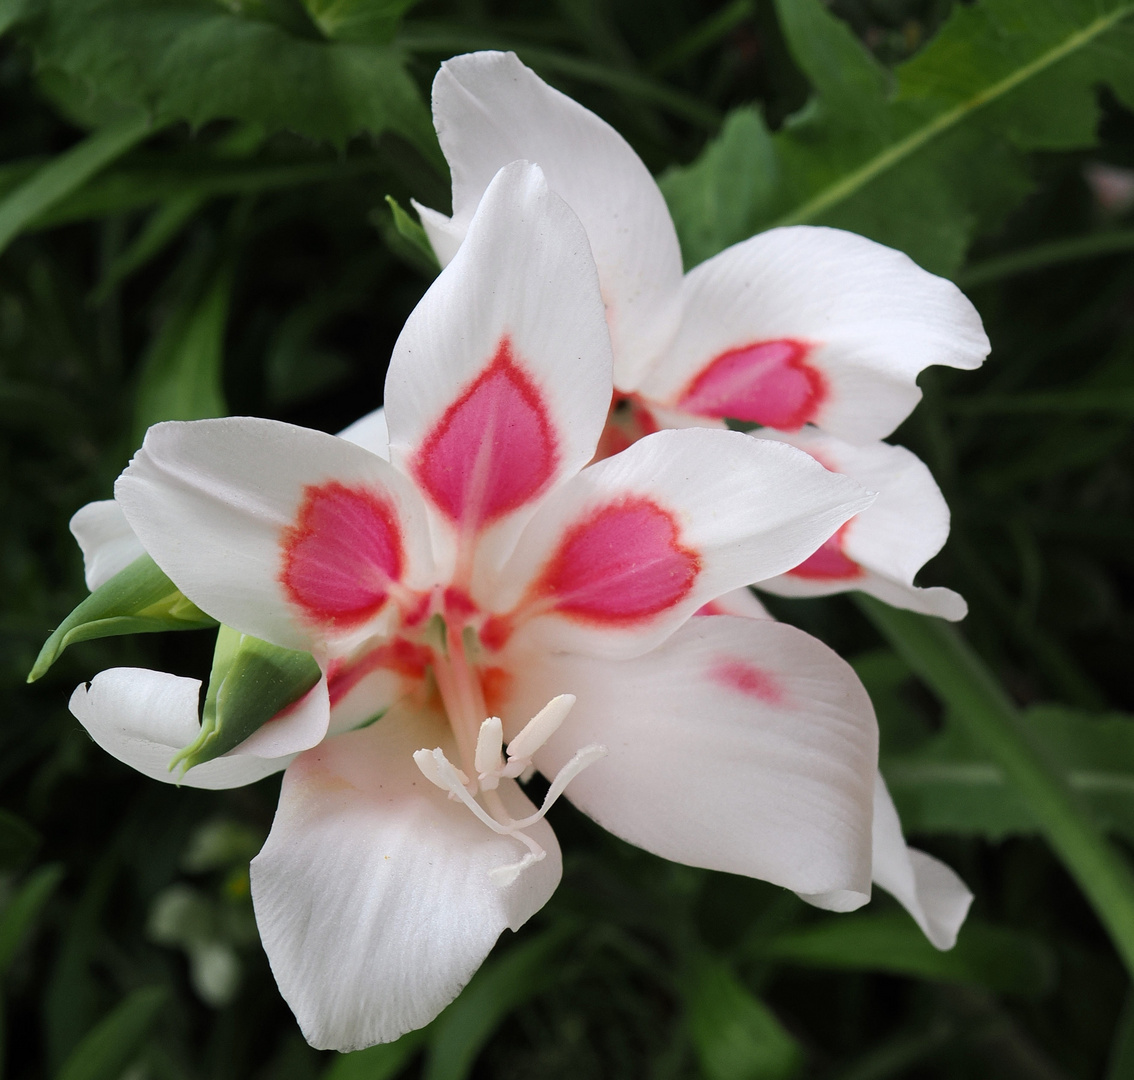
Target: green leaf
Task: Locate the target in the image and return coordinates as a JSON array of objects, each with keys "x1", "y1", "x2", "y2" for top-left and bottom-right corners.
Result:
[
  {"x1": 36, "y1": 154, "x2": 388, "y2": 230},
  {"x1": 884, "y1": 706, "x2": 1134, "y2": 843},
  {"x1": 858, "y1": 598, "x2": 1134, "y2": 979},
  {"x1": 173, "y1": 626, "x2": 321, "y2": 774},
  {"x1": 378, "y1": 194, "x2": 439, "y2": 274},
  {"x1": 661, "y1": 0, "x2": 1134, "y2": 274},
  {"x1": 28, "y1": 555, "x2": 216, "y2": 683},
  {"x1": 0, "y1": 0, "x2": 30, "y2": 37},
  {"x1": 0, "y1": 809, "x2": 42, "y2": 871},
  {"x1": 133, "y1": 260, "x2": 232, "y2": 442},
  {"x1": 423, "y1": 928, "x2": 572, "y2": 1080},
  {"x1": 300, "y1": 0, "x2": 420, "y2": 45},
  {"x1": 756, "y1": 915, "x2": 1056, "y2": 998},
  {"x1": 0, "y1": 111, "x2": 154, "y2": 257},
  {"x1": 657, "y1": 106, "x2": 777, "y2": 270},
  {"x1": 0, "y1": 864, "x2": 64, "y2": 978},
  {"x1": 684, "y1": 955, "x2": 802, "y2": 1080},
  {"x1": 54, "y1": 986, "x2": 167, "y2": 1080},
  {"x1": 25, "y1": 0, "x2": 438, "y2": 156},
  {"x1": 322, "y1": 1029, "x2": 429, "y2": 1080}
]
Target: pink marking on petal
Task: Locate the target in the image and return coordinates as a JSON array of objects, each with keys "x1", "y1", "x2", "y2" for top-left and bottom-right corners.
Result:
[
  {"x1": 712, "y1": 659, "x2": 785, "y2": 706},
  {"x1": 280, "y1": 481, "x2": 404, "y2": 630},
  {"x1": 413, "y1": 338, "x2": 559, "y2": 530},
  {"x1": 788, "y1": 523, "x2": 863, "y2": 580},
  {"x1": 593, "y1": 393, "x2": 660, "y2": 462},
  {"x1": 677, "y1": 339, "x2": 826, "y2": 430},
  {"x1": 695, "y1": 600, "x2": 725, "y2": 616},
  {"x1": 326, "y1": 639, "x2": 431, "y2": 707},
  {"x1": 535, "y1": 496, "x2": 700, "y2": 624}
]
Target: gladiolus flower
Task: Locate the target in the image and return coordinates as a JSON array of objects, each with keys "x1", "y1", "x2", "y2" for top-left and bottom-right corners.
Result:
[
  {"x1": 65, "y1": 163, "x2": 892, "y2": 1050},
  {"x1": 413, "y1": 51, "x2": 989, "y2": 620}
]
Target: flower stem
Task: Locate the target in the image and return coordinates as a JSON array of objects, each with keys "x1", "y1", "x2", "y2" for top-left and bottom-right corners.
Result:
[{"x1": 856, "y1": 595, "x2": 1134, "y2": 976}]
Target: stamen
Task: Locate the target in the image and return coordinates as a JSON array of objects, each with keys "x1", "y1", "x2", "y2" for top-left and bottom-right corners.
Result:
[
  {"x1": 412, "y1": 694, "x2": 606, "y2": 889},
  {"x1": 506, "y1": 693, "x2": 575, "y2": 763},
  {"x1": 474, "y1": 716, "x2": 504, "y2": 788}
]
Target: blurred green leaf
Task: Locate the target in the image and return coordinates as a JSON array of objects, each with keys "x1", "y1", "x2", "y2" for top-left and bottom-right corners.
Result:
[
  {"x1": 24, "y1": 0, "x2": 438, "y2": 156},
  {"x1": 323, "y1": 1028, "x2": 429, "y2": 1080},
  {"x1": 0, "y1": 809, "x2": 41, "y2": 871},
  {"x1": 54, "y1": 986, "x2": 167, "y2": 1080},
  {"x1": 0, "y1": 864, "x2": 63, "y2": 978},
  {"x1": 684, "y1": 955, "x2": 802, "y2": 1080},
  {"x1": 180, "y1": 819, "x2": 265, "y2": 874},
  {"x1": 0, "y1": 111, "x2": 154, "y2": 257},
  {"x1": 658, "y1": 106, "x2": 777, "y2": 270},
  {"x1": 663, "y1": 0, "x2": 1134, "y2": 273},
  {"x1": 301, "y1": 0, "x2": 420, "y2": 44},
  {"x1": 174, "y1": 626, "x2": 321, "y2": 773},
  {"x1": 35, "y1": 155, "x2": 390, "y2": 229},
  {"x1": 885, "y1": 706, "x2": 1134, "y2": 842},
  {"x1": 0, "y1": 0, "x2": 29, "y2": 36},
  {"x1": 423, "y1": 927, "x2": 572, "y2": 1080},
  {"x1": 133, "y1": 260, "x2": 231, "y2": 442},
  {"x1": 28, "y1": 555, "x2": 216, "y2": 683},
  {"x1": 756, "y1": 915, "x2": 1056, "y2": 998}
]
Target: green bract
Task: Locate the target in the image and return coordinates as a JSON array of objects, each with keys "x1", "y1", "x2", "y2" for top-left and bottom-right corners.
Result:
[
  {"x1": 28, "y1": 554, "x2": 216, "y2": 682},
  {"x1": 172, "y1": 626, "x2": 321, "y2": 775}
]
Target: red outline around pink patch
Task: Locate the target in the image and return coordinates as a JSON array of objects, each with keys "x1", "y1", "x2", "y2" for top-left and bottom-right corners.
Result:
[
  {"x1": 326, "y1": 638, "x2": 431, "y2": 707},
  {"x1": 413, "y1": 338, "x2": 559, "y2": 530},
  {"x1": 711, "y1": 659, "x2": 785, "y2": 706},
  {"x1": 788, "y1": 522, "x2": 863, "y2": 580},
  {"x1": 280, "y1": 481, "x2": 404, "y2": 631},
  {"x1": 534, "y1": 495, "x2": 701, "y2": 625},
  {"x1": 677, "y1": 338, "x2": 826, "y2": 430}
]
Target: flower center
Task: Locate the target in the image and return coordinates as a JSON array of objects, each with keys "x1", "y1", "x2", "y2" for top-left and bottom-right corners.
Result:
[{"x1": 413, "y1": 694, "x2": 606, "y2": 886}]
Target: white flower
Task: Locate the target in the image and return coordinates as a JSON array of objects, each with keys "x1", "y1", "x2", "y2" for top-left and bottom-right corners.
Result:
[
  {"x1": 68, "y1": 163, "x2": 884, "y2": 1050},
  {"x1": 413, "y1": 51, "x2": 976, "y2": 949},
  {"x1": 413, "y1": 50, "x2": 990, "y2": 621}
]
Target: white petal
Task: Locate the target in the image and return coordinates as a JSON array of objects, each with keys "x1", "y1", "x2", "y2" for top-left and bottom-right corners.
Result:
[
  {"x1": 337, "y1": 407, "x2": 389, "y2": 460},
  {"x1": 424, "y1": 51, "x2": 684, "y2": 387},
  {"x1": 115, "y1": 417, "x2": 433, "y2": 653},
  {"x1": 251, "y1": 706, "x2": 560, "y2": 1050},
  {"x1": 70, "y1": 500, "x2": 146, "y2": 591},
  {"x1": 639, "y1": 227, "x2": 989, "y2": 443},
  {"x1": 870, "y1": 772, "x2": 972, "y2": 949},
  {"x1": 69, "y1": 668, "x2": 294, "y2": 789},
  {"x1": 502, "y1": 616, "x2": 876, "y2": 899},
  {"x1": 696, "y1": 586, "x2": 772, "y2": 619},
  {"x1": 753, "y1": 429, "x2": 968, "y2": 620},
  {"x1": 492, "y1": 428, "x2": 872, "y2": 659},
  {"x1": 384, "y1": 161, "x2": 613, "y2": 578}
]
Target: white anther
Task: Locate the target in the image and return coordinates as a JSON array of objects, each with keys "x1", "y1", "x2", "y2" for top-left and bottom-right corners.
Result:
[
  {"x1": 506, "y1": 694, "x2": 576, "y2": 763},
  {"x1": 412, "y1": 694, "x2": 604, "y2": 891},
  {"x1": 412, "y1": 747, "x2": 470, "y2": 798},
  {"x1": 474, "y1": 716, "x2": 505, "y2": 789}
]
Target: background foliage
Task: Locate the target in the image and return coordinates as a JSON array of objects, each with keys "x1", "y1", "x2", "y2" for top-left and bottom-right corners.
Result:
[{"x1": 3, "y1": 0, "x2": 1134, "y2": 1076}]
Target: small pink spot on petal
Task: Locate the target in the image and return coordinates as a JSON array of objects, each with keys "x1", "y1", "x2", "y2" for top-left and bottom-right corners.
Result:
[
  {"x1": 535, "y1": 496, "x2": 700, "y2": 624},
  {"x1": 695, "y1": 601, "x2": 725, "y2": 616},
  {"x1": 712, "y1": 659, "x2": 784, "y2": 706},
  {"x1": 788, "y1": 523, "x2": 863, "y2": 580},
  {"x1": 678, "y1": 339, "x2": 826, "y2": 430},
  {"x1": 414, "y1": 338, "x2": 559, "y2": 530},
  {"x1": 281, "y1": 481, "x2": 404, "y2": 630}
]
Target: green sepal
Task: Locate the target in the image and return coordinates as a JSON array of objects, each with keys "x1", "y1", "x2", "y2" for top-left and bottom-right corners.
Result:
[
  {"x1": 28, "y1": 554, "x2": 216, "y2": 682},
  {"x1": 171, "y1": 626, "x2": 321, "y2": 775},
  {"x1": 378, "y1": 194, "x2": 440, "y2": 275}
]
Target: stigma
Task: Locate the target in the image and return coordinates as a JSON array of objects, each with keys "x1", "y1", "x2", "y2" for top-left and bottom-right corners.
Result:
[{"x1": 413, "y1": 694, "x2": 606, "y2": 886}]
